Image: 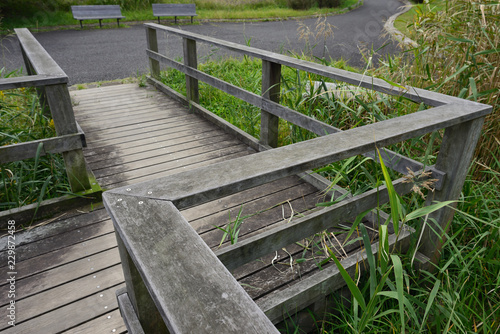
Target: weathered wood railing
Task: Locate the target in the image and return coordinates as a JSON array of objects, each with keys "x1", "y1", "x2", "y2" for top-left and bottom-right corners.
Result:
[
  {"x1": 0, "y1": 28, "x2": 91, "y2": 193},
  {"x1": 104, "y1": 24, "x2": 492, "y2": 333}
]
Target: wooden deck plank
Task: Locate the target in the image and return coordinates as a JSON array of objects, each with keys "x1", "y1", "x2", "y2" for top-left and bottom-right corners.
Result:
[
  {"x1": 0, "y1": 209, "x2": 110, "y2": 265},
  {"x1": 93, "y1": 139, "x2": 245, "y2": 177},
  {"x1": 99, "y1": 148, "x2": 253, "y2": 188},
  {"x1": 0, "y1": 248, "x2": 120, "y2": 305},
  {"x1": 0, "y1": 207, "x2": 106, "y2": 248},
  {"x1": 73, "y1": 90, "x2": 175, "y2": 106},
  {"x1": 0, "y1": 219, "x2": 114, "y2": 265},
  {"x1": 60, "y1": 309, "x2": 127, "y2": 334},
  {"x1": 0, "y1": 232, "x2": 118, "y2": 281},
  {"x1": 108, "y1": 150, "x2": 252, "y2": 189},
  {"x1": 0, "y1": 284, "x2": 125, "y2": 334},
  {"x1": 84, "y1": 127, "x2": 221, "y2": 154},
  {"x1": 181, "y1": 176, "x2": 307, "y2": 221},
  {"x1": 0, "y1": 83, "x2": 389, "y2": 332},
  {"x1": 86, "y1": 133, "x2": 233, "y2": 165},
  {"x1": 0, "y1": 265, "x2": 124, "y2": 330},
  {"x1": 201, "y1": 190, "x2": 322, "y2": 250},
  {"x1": 83, "y1": 121, "x2": 220, "y2": 151},
  {"x1": 192, "y1": 182, "x2": 320, "y2": 236},
  {"x1": 77, "y1": 111, "x2": 187, "y2": 133},
  {"x1": 82, "y1": 115, "x2": 204, "y2": 142},
  {"x1": 76, "y1": 103, "x2": 181, "y2": 122}
]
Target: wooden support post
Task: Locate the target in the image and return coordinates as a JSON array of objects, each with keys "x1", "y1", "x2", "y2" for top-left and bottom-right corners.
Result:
[
  {"x1": 417, "y1": 117, "x2": 485, "y2": 267},
  {"x1": 183, "y1": 37, "x2": 199, "y2": 108},
  {"x1": 261, "y1": 60, "x2": 281, "y2": 148},
  {"x1": 147, "y1": 27, "x2": 160, "y2": 79},
  {"x1": 115, "y1": 231, "x2": 169, "y2": 333},
  {"x1": 44, "y1": 84, "x2": 91, "y2": 193},
  {"x1": 20, "y1": 48, "x2": 50, "y2": 116}
]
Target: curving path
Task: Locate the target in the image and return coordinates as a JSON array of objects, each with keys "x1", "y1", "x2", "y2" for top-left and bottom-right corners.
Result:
[{"x1": 0, "y1": 0, "x2": 406, "y2": 85}]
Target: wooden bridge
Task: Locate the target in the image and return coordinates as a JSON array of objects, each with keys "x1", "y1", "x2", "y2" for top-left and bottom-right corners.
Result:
[{"x1": 0, "y1": 26, "x2": 491, "y2": 333}]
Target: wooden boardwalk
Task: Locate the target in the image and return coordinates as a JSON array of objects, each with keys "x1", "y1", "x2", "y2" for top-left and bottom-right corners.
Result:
[{"x1": 0, "y1": 83, "x2": 369, "y2": 333}]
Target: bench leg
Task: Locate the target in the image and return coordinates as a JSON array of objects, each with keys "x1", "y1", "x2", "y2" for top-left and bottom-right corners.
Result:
[
  {"x1": 80, "y1": 20, "x2": 83, "y2": 29},
  {"x1": 157, "y1": 17, "x2": 160, "y2": 24},
  {"x1": 191, "y1": 16, "x2": 193, "y2": 24},
  {"x1": 99, "y1": 19, "x2": 102, "y2": 28},
  {"x1": 117, "y1": 18, "x2": 120, "y2": 27},
  {"x1": 175, "y1": 16, "x2": 177, "y2": 24}
]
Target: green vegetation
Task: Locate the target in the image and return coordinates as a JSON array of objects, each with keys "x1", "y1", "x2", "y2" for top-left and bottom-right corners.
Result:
[
  {"x1": 0, "y1": 69, "x2": 72, "y2": 212},
  {"x1": 0, "y1": 0, "x2": 359, "y2": 32},
  {"x1": 0, "y1": 0, "x2": 498, "y2": 331},
  {"x1": 159, "y1": 0, "x2": 499, "y2": 332}
]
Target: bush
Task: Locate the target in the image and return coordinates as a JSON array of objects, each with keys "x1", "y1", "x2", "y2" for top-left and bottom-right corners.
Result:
[
  {"x1": 0, "y1": 0, "x2": 71, "y2": 17},
  {"x1": 318, "y1": 0, "x2": 341, "y2": 8},
  {"x1": 287, "y1": 0, "x2": 314, "y2": 10}
]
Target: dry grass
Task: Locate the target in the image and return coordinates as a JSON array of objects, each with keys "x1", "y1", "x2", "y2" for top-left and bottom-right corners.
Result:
[{"x1": 376, "y1": 0, "x2": 499, "y2": 179}]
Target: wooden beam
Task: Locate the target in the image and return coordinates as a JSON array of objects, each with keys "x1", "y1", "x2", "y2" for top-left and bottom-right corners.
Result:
[
  {"x1": 143, "y1": 23, "x2": 491, "y2": 108},
  {"x1": 260, "y1": 60, "x2": 281, "y2": 148},
  {"x1": 0, "y1": 134, "x2": 83, "y2": 164},
  {"x1": 146, "y1": 50, "x2": 448, "y2": 180},
  {"x1": 108, "y1": 101, "x2": 489, "y2": 210},
  {"x1": 418, "y1": 117, "x2": 486, "y2": 267},
  {"x1": 104, "y1": 193, "x2": 280, "y2": 333},
  {"x1": 146, "y1": 27, "x2": 160, "y2": 79},
  {"x1": 14, "y1": 28, "x2": 67, "y2": 77},
  {"x1": 182, "y1": 37, "x2": 199, "y2": 106},
  {"x1": 0, "y1": 75, "x2": 67, "y2": 90},
  {"x1": 216, "y1": 177, "x2": 416, "y2": 271}
]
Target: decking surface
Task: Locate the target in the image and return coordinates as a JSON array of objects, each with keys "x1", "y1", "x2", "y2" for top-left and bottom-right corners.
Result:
[{"x1": 0, "y1": 84, "x2": 365, "y2": 333}]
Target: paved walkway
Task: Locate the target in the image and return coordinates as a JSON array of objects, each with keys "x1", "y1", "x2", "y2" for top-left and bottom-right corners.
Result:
[{"x1": 0, "y1": 0, "x2": 407, "y2": 84}]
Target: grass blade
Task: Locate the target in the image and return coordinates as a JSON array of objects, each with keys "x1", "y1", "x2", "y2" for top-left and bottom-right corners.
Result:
[
  {"x1": 391, "y1": 254, "x2": 406, "y2": 333},
  {"x1": 377, "y1": 148, "x2": 400, "y2": 235},
  {"x1": 327, "y1": 244, "x2": 366, "y2": 311}
]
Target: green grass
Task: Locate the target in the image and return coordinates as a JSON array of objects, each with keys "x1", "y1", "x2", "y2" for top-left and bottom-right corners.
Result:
[
  {"x1": 393, "y1": 0, "x2": 447, "y2": 38},
  {"x1": 157, "y1": 0, "x2": 499, "y2": 331},
  {"x1": 0, "y1": 0, "x2": 359, "y2": 32},
  {"x1": 0, "y1": 68, "x2": 72, "y2": 213}
]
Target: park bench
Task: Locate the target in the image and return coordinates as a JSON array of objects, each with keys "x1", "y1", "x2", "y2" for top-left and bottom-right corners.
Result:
[
  {"x1": 152, "y1": 3, "x2": 197, "y2": 24},
  {"x1": 71, "y1": 5, "x2": 125, "y2": 28}
]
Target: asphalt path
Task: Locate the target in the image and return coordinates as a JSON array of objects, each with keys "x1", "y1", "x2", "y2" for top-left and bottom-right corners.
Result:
[{"x1": 0, "y1": 0, "x2": 406, "y2": 85}]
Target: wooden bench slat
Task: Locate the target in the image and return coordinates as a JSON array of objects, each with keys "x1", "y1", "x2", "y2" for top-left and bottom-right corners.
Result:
[
  {"x1": 152, "y1": 3, "x2": 197, "y2": 24},
  {"x1": 71, "y1": 5, "x2": 125, "y2": 28}
]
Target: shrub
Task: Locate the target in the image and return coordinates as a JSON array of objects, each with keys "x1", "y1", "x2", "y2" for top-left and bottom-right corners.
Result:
[
  {"x1": 287, "y1": 0, "x2": 314, "y2": 10},
  {"x1": 318, "y1": 0, "x2": 341, "y2": 8}
]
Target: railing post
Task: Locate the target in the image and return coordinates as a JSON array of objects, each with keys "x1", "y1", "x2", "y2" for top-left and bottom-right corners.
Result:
[
  {"x1": 115, "y1": 231, "x2": 169, "y2": 333},
  {"x1": 45, "y1": 84, "x2": 91, "y2": 193},
  {"x1": 261, "y1": 60, "x2": 281, "y2": 148},
  {"x1": 20, "y1": 47, "x2": 50, "y2": 116},
  {"x1": 182, "y1": 37, "x2": 199, "y2": 108},
  {"x1": 147, "y1": 27, "x2": 160, "y2": 79},
  {"x1": 417, "y1": 117, "x2": 485, "y2": 267}
]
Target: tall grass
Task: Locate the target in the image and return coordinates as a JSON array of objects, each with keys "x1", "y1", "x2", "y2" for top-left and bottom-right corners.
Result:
[
  {"x1": 158, "y1": 1, "x2": 499, "y2": 331},
  {"x1": 380, "y1": 0, "x2": 499, "y2": 179},
  {"x1": 0, "y1": 68, "x2": 71, "y2": 213}
]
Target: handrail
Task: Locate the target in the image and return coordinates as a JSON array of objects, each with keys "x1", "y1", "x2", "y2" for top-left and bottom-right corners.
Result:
[
  {"x1": 0, "y1": 28, "x2": 91, "y2": 193},
  {"x1": 144, "y1": 24, "x2": 450, "y2": 187},
  {"x1": 105, "y1": 25, "x2": 492, "y2": 333}
]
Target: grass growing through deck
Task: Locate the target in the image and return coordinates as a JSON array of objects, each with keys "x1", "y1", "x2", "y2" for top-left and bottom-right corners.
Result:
[
  {"x1": 159, "y1": 0, "x2": 499, "y2": 331},
  {"x1": 0, "y1": 68, "x2": 71, "y2": 213}
]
